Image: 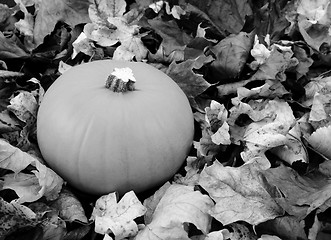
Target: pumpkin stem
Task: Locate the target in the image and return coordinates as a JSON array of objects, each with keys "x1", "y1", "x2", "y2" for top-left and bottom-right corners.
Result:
[{"x1": 105, "y1": 67, "x2": 136, "y2": 93}]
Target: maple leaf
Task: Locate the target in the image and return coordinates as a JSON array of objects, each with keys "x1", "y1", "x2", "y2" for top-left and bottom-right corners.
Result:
[
  {"x1": 33, "y1": 0, "x2": 90, "y2": 46},
  {"x1": 249, "y1": 46, "x2": 298, "y2": 81},
  {"x1": 228, "y1": 98, "x2": 296, "y2": 163},
  {"x1": 73, "y1": 0, "x2": 148, "y2": 61},
  {"x1": 187, "y1": 0, "x2": 252, "y2": 34},
  {"x1": 147, "y1": 18, "x2": 192, "y2": 61},
  {"x1": 286, "y1": 0, "x2": 331, "y2": 51},
  {"x1": 207, "y1": 31, "x2": 254, "y2": 81},
  {"x1": 264, "y1": 164, "x2": 331, "y2": 219},
  {"x1": 166, "y1": 55, "x2": 214, "y2": 109},
  {"x1": 198, "y1": 160, "x2": 284, "y2": 226},
  {"x1": 136, "y1": 184, "x2": 213, "y2": 239},
  {"x1": 91, "y1": 191, "x2": 146, "y2": 239},
  {"x1": 88, "y1": 0, "x2": 126, "y2": 26}
]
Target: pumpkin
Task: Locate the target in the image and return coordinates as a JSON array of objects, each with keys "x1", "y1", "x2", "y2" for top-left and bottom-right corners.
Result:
[{"x1": 37, "y1": 60, "x2": 194, "y2": 195}]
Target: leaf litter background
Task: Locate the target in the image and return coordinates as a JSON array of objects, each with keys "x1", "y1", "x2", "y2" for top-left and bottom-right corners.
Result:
[{"x1": 1, "y1": 0, "x2": 331, "y2": 239}]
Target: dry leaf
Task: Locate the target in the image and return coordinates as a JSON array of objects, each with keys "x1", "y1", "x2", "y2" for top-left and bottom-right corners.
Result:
[
  {"x1": 167, "y1": 55, "x2": 214, "y2": 109},
  {"x1": 91, "y1": 191, "x2": 146, "y2": 239},
  {"x1": 7, "y1": 91, "x2": 37, "y2": 125},
  {"x1": 0, "y1": 197, "x2": 39, "y2": 239},
  {"x1": 308, "y1": 125, "x2": 331, "y2": 159},
  {"x1": 208, "y1": 31, "x2": 254, "y2": 80},
  {"x1": 0, "y1": 139, "x2": 64, "y2": 203},
  {"x1": 33, "y1": 0, "x2": 90, "y2": 46},
  {"x1": 270, "y1": 123, "x2": 308, "y2": 165},
  {"x1": 199, "y1": 160, "x2": 284, "y2": 225},
  {"x1": 88, "y1": 0, "x2": 126, "y2": 25},
  {"x1": 229, "y1": 98, "x2": 296, "y2": 162},
  {"x1": 136, "y1": 184, "x2": 213, "y2": 240},
  {"x1": 50, "y1": 188, "x2": 88, "y2": 223},
  {"x1": 263, "y1": 164, "x2": 331, "y2": 219}
]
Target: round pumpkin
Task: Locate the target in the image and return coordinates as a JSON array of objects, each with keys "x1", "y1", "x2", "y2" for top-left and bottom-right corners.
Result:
[{"x1": 37, "y1": 60, "x2": 194, "y2": 195}]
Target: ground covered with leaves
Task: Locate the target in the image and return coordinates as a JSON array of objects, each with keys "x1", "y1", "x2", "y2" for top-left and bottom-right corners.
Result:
[{"x1": 1, "y1": 0, "x2": 331, "y2": 239}]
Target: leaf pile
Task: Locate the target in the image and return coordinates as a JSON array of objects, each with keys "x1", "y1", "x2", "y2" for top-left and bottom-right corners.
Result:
[{"x1": 1, "y1": 0, "x2": 331, "y2": 239}]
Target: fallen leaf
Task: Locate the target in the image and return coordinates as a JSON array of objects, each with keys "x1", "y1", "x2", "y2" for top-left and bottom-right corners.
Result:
[
  {"x1": 14, "y1": 0, "x2": 35, "y2": 51},
  {"x1": 147, "y1": 18, "x2": 192, "y2": 58},
  {"x1": 0, "y1": 110, "x2": 22, "y2": 134},
  {"x1": 174, "y1": 157, "x2": 204, "y2": 186},
  {"x1": 135, "y1": 184, "x2": 213, "y2": 239},
  {"x1": 250, "y1": 34, "x2": 271, "y2": 66},
  {"x1": 304, "y1": 76, "x2": 331, "y2": 101},
  {"x1": 297, "y1": 17, "x2": 331, "y2": 51},
  {"x1": 7, "y1": 91, "x2": 37, "y2": 125},
  {"x1": 263, "y1": 164, "x2": 331, "y2": 219},
  {"x1": 33, "y1": 0, "x2": 90, "y2": 46},
  {"x1": 307, "y1": 125, "x2": 331, "y2": 160},
  {"x1": 292, "y1": 44, "x2": 313, "y2": 79},
  {"x1": 296, "y1": 0, "x2": 331, "y2": 25},
  {"x1": 228, "y1": 98, "x2": 296, "y2": 162},
  {"x1": 207, "y1": 31, "x2": 254, "y2": 80},
  {"x1": 50, "y1": 188, "x2": 88, "y2": 223},
  {"x1": 195, "y1": 100, "x2": 231, "y2": 154},
  {"x1": 236, "y1": 80, "x2": 290, "y2": 100},
  {"x1": 199, "y1": 160, "x2": 284, "y2": 225},
  {"x1": 227, "y1": 223, "x2": 257, "y2": 240},
  {"x1": 189, "y1": 0, "x2": 252, "y2": 34},
  {"x1": 258, "y1": 235, "x2": 282, "y2": 240},
  {"x1": 75, "y1": 0, "x2": 147, "y2": 61},
  {"x1": 0, "y1": 31, "x2": 29, "y2": 58},
  {"x1": 143, "y1": 182, "x2": 171, "y2": 224},
  {"x1": 88, "y1": 0, "x2": 126, "y2": 25},
  {"x1": 270, "y1": 123, "x2": 308, "y2": 165},
  {"x1": 0, "y1": 139, "x2": 64, "y2": 203},
  {"x1": 72, "y1": 31, "x2": 97, "y2": 58},
  {"x1": 249, "y1": 47, "x2": 296, "y2": 82},
  {"x1": 112, "y1": 30, "x2": 148, "y2": 61},
  {"x1": 167, "y1": 55, "x2": 213, "y2": 109},
  {"x1": 193, "y1": 114, "x2": 225, "y2": 157},
  {"x1": 309, "y1": 91, "x2": 331, "y2": 123},
  {"x1": 0, "y1": 70, "x2": 24, "y2": 78},
  {"x1": 294, "y1": 0, "x2": 331, "y2": 50},
  {"x1": 91, "y1": 191, "x2": 146, "y2": 239},
  {"x1": 0, "y1": 197, "x2": 39, "y2": 239},
  {"x1": 26, "y1": 202, "x2": 67, "y2": 239},
  {"x1": 256, "y1": 215, "x2": 308, "y2": 240},
  {"x1": 191, "y1": 229, "x2": 231, "y2": 240}
]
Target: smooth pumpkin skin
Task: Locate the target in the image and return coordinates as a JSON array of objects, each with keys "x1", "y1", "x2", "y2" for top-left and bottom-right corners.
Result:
[{"x1": 37, "y1": 60, "x2": 194, "y2": 195}]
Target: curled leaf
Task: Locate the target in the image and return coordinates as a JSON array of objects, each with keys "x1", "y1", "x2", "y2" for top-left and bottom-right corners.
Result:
[
  {"x1": 0, "y1": 139, "x2": 64, "y2": 203},
  {"x1": 50, "y1": 188, "x2": 88, "y2": 223},
  {"x1": 307, "y1": 125, "x2": 331, "y2": 159}
]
